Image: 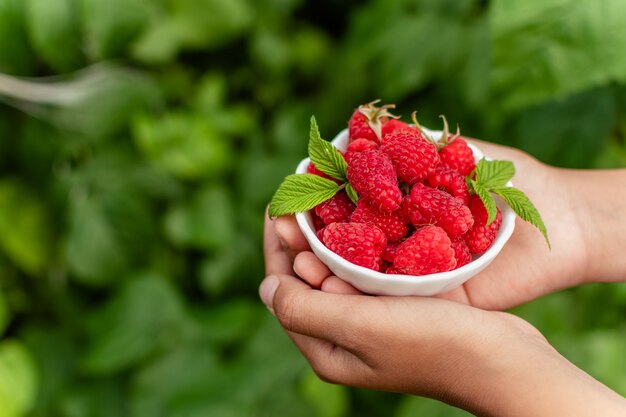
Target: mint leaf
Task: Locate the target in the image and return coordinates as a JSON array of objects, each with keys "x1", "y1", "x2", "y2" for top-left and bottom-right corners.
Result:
[
  {"x1": 269, "y1": 174, "x2": 339, "y2": 217},
  {"x1": 475, "y1": 159, "x2": 515, "y2": 189},
  {"x1": 308, "y1": 116, "x2": 347, "y2": 182},
  {"x1": 492, "y1": 186, "x2": 550, "y2": 249},
  {"x1": 471, "y1": 180, "x2": 497, "y2": 225},
  {"x1": 345, "y1": 184, "x2": 358, "y2": 204}
]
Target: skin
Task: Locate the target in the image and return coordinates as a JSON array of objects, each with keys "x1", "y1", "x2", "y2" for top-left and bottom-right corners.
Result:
[{"x1": 260, "y1": 140, "x2": 626, "y2": 416}]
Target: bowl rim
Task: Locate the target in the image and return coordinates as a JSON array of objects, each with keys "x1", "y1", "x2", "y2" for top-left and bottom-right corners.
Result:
[{"x1": 294, "y1": 127, "x2": 516, "y2": 285}]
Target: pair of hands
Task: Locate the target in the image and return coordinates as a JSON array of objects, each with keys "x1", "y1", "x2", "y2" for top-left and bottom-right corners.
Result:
[{"x1": 260, "y1": 140, "x2": 626, "y2": 416}]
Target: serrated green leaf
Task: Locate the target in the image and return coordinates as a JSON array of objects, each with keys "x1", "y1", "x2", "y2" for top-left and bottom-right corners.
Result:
[
  {"x1": 345, "y1": 183, "x2": 358, "y2": 205},
  {"x1": 493, "y1": 186, "x2": 550, "y2": 248},
  {"x1": 475, "y1": 159, "x2": 515, "y2": 189},
  {"x1": 471, "y1": 180, "x2": 498, "y2": 225},
  {"x1": 308, "y1": 116, "x2": 347, "y2": 182},
  {"x1": 269, "y1": 174, "x2": 339, "y2": 217}
]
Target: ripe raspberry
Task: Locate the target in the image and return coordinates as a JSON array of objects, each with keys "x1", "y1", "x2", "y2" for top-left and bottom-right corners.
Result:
[
  {"x1": 311, "y1": 212, "x2": 325, "y2": 231},
  {"x1": 347, "y1": 149, "x2": 402, "y2": 212},
  {"x1": 346, "y1": 138, "x2": 379, "y2": 154},
  {"x1": 382, "y1": 119, "x2": 410, "y2": 138},
  {"x1": 381, "y1": 128, "x2": 439, "y2": 184},
  {"x1": 464, "y1": 195, "x2": 502, "y2": 255},
  {"x1": 439, "y1": 137, "x2": 476, "y2": 176},
  {"x1": 427, "y1": 167, "x2": 470, "y2": 205},
  {"x1": 348, "y1": 100, "x2": 398, "y2": 144},
  {"x1": 345, "y1": 138, "x2": 379, "y2": 163},
  {"x1": 322, "y1": 222, "x2": 386, "y2": 271},
  {"x1": 350, "y1": 200, "x2": 408, "y2": 242},
  {"x1": 307, "y1": 162, "x2": 340, "y2": 184},
  {"x1": 382, "y1": 242, "x2": 401, "y2": 263},
  {"x1": 451, "y1": 238, "x2": 472, "y2": 268},
  {"x1": 387, "y1": 226, "x2": 456, "y2": 275},
  {"x1": 404, "y1": 183, "x2": 473, "y2": 238},
  {"x1": 314, "y1": 191, "x2": 355, "y2": 225},
  {"x1": 400, "y1": 195, "x2": 423, "y2": 225}
]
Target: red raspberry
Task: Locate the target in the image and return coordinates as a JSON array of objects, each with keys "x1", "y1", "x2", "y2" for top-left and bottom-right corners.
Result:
[
  {"x1": 307, "y1": 162, "x2": 340, "y2": 184},
  {"x1": 439, "y1": 137, "x2": 476, "y2": 176},
  {"x1": 345, "y1": 139, "x2": 379, "y2": 163},
  {"x1": 464, "y1": 195, "x2": 502, "y2": 255},
  {"x1": 347, "y1": 149, "x2": 402, "y2": 212},
  {"x1": 451, "y1": 238, "x2": 472, "y2": 268},
  {"x1": 381, "y1": 128, "x2": 439, "y2": 184},
  {"x1": 387, "y1": 226, "x2": 456, "y2": 275},
  {"x1": 400, "y1": 195, "x2": 423, "y2": 225},
  {"x1": 382, "y1": 242, "x2": 401, "y2": 263},
  {"x1": 404, "y1": 183, "x2": 473, "y2": 238},
  {"x1": 311, "y1": 212, "x2": 325, "y2": 231},
  {"x1": 350, "y1": 200, "x2": 408, "y2": 242},
  {"x1": 346, "y1": 138, "x2": 379, "y2": 154},
  {"x1": 348, "y1": 100, "x2": 398, "y2": 144},
  {"x1": 314, "y1": 191, "x2": 355, "y2": 225},
  {"x1": 382, "y1": 119, "x2": 410, "y2": 138},
  {"x1": 427, "y1": 167, "x2": 470, "y2": 205},
  {"x1": 322, "y1": 222, "x2": 386, "y2": 271}
]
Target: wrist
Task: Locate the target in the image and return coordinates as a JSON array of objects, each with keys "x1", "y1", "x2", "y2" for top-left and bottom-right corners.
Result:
[
  {"x1": 560, "y1": 168, "x2": 626, "y2": 283},
  {"x1": 456, "y1": 322, "x2": 626, "y2": 417}
]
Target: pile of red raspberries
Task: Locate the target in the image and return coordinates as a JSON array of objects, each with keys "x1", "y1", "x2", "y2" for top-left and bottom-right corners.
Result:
[{"x1": 308, "y1": 102, "x2": 502, "y2": 276}]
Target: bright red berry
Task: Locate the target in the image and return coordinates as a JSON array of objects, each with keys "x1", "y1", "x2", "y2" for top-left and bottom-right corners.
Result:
[
  {"x1": 347, "y1": 149, "x2": 402, "y2": 212},
  {"x1": 346, "y1": 138, "x2": 379, "y2": 154},
  {"x1": 451, "y1": 238, "x2": 472, "y2": 268},
  {"x1": 387, "y1": 226, "x2": 456, "y2": 275},
  {"x1": 464, "y1": 196, "x2": 502, "y2": 255},
  {"x1": 322, "y1": 222, "x2": 387, "y2": 271},
  {"x1": 382, "y1": 242, "x2": 401, "y2": 263},
  {"x1": 348, "y1": 100, "x2": 398, "y2": 144},
  {"x1": 404, "y1": 183, "x2": 473, "y2": 238},
  {"x1": 311, "y1": 212, "x2": 325, "y2": 231},
  {"x1": 427, "y1": 167, "x2": 470, "y2": 205},
  {"x1": 314, "y1": 191, "x2": 355, "y2": 225},
  {"x1": 350, "y1": 200, "x2": 408, "y2": 242},
  {"x1": 382, "y1": 119, "x2": 410, "y2": 138},
  {"x1": 381, "y1": 128, "x2": 439, "y2": 184},
  {"x1": 400, "y1": 195, "x2": 423, "y2": 225},
  {"x1": 439, "y1": 137, "x2": 476, "y2": 176}
]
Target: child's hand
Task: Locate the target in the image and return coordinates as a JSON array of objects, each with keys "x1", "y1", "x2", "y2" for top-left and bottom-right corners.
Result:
[{"x1": 262, "y1": 214, "x2": 626, "y2": 416}]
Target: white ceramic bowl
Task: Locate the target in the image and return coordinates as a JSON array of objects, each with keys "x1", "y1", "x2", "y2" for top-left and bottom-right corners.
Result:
[{"x1": 295, "y1": 127, "x2": 515, "y2": 296}]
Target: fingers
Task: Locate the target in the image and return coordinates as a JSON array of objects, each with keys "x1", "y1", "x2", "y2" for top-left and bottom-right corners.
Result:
[
  {"x1": 264, "y1": 212, "x2": 293, "y2": 276},
  {"x1": 293, "y1": 251, "x2": 332, "y2": 288},
  {"x1": 259, "y1": 274, "x2": 366, "y2": 344},
  {"x1": 321, "y1": 276, "x2": 364, "y2": 295},
  {"x1": 285, "y1": 331, "x2": 372, "y2": 386},
  {"x1": 274, "y1": 215, "x2": 310, "y2": 253}
]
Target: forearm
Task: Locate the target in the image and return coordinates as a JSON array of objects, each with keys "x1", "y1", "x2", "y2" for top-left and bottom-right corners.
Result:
[
  {"x1": 559, "y1": 168, "x2": 626, "y2": 283},
  {"x1": 458, "y1": 334, "x2": 626, "y2": 417}
]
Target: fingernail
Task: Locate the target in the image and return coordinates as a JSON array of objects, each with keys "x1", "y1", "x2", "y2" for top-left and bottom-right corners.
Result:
[
  {"x1": 259, "y1": 276, "x2": 279, "y2": 312},
  {"x1": 274, "y1": 220, "x2": 289, "y2": 249}
]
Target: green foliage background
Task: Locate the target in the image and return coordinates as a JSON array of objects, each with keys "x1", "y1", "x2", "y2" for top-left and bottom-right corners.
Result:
[{"x1": 0, "y1": 0, "x2": 625, "y2": 415}]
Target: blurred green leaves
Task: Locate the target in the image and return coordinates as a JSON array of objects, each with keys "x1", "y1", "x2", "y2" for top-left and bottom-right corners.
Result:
[
  {"x1": 0, "y1": 180, "x2": 52, "y2": 274},
  {"x1": 0, "y1": 340, "x2": 38, "y2": 417}
]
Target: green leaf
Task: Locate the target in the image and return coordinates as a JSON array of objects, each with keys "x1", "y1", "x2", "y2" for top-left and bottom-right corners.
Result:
[
  {"x1": 308, "y1": 116, "x2": 347, "y2": 182},
  {"x1": 475, "y1": 159, "x2": 515, "y2": 189},
  {"x1": 493, "y1": 186, "x2": 551, "y2": 248},
  {"x1": 345, "y1": 183, "x2": 359, "y2": 205},
  {"x1": 0, "y1": 340, "x2": 38, "y2": 417},
  {"x1": 24, "y1": 0, "x2": 83, "y2": 72},
  {"x1": 0, "y1": 179, "x2": 52, "y2": 275},
  {"x1": 269, "y1": 174, "x2": 339, "y2": 217},
  {"x1": 492, "y1": 0, "x2": 626, "y2": 111},
  {"x1": 471, "y1": 180, "x2": 498, "y2": 225}
]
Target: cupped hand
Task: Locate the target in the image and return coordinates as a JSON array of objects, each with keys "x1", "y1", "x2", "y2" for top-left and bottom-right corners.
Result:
[
  {"x1": 262, "y1": 214, "x2": 626, "y2": 417},
  {"x1": 273, "y1": 139, "x2": 591, "y2": 310}
]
